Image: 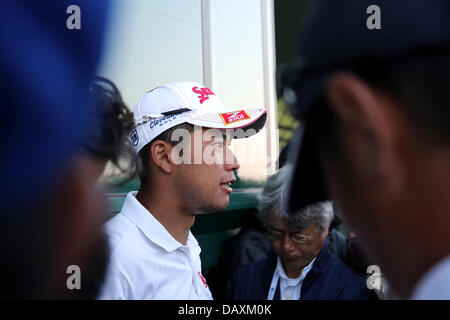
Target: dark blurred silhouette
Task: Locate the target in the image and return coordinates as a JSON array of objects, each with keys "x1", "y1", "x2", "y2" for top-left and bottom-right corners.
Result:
[
  {"x1": 0, "y1": 1, "x2": 109, "y2": 299},
  {"x1": 286, "y1": 0, "x2": 450, "y2": 299}
]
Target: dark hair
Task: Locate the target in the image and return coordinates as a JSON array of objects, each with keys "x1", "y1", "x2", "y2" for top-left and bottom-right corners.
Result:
[
  {"x1": 311, "y1": 47, "x2": 450, "y2": 161},
  {"x1": 138, "y1": 122, "x2": 195, "y2": 184},
  {"x1": 84, "y1": 76, "x2": 138, "y2": 183},
  {"x1": 359, "y1": 46, "x2": 450, "y2": 146}
]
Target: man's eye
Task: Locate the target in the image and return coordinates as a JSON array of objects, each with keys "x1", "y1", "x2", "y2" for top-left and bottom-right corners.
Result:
[
  {"x1": 292, "y1": 234, "x2": 309, "y2": 242},
  {"x1": 271, "y1": 230, "x2": 282, "y2": 237}
]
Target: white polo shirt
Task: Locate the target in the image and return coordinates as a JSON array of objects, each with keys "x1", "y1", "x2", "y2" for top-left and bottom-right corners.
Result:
[{"x1": 99, "y1": 191, "x2": 213, "y2": 300}]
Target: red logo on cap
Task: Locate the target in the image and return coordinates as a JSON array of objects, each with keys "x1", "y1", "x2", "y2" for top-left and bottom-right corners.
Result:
[
  {"x1": 198, "y1": 271, "x2": 208, "y2": 288},
  {"x1": 219, "y1": 110, "x2": 251, "y2": 125},
  {"x1": 192, "y1": 86, "x2": 215, "y2": 104}
]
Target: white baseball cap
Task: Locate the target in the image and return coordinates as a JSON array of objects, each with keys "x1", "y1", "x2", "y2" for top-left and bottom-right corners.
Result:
[{"x1": 130, "y1": 81, "x2": 267, "y2": 153}]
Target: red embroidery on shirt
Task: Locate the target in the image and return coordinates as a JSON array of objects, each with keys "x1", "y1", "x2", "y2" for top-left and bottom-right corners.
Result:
[{"x1": 198, "y1": 271, "x2": 208, "y2": 288}]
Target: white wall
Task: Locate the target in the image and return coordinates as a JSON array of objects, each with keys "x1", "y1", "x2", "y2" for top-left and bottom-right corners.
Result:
[{"x1": 203, "y1": 0, "x2": 279, "y2": 180}]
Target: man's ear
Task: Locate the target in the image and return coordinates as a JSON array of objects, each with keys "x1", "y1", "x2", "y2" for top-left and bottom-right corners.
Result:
[
  {"x1": 150, "y1": 140, "x2": 173, "y2": 174},
  {"x1": 325, "y1": 72, "x2": 408, "y2": 190},
  {"x1": 326, "y1": 72, "x2": 390, "y2": 137}
]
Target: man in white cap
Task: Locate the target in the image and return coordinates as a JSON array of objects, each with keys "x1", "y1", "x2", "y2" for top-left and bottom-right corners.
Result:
[{"x1": 100, "y1": 82, "x2": 267, "y2": 299}]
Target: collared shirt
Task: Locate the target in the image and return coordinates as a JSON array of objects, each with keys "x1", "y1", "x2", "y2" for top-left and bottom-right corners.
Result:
[
  {"x1": 99, "y1": 191, "x2": 213, "y2": 300},
  {"x1": 276, "y1": 257, "x2": 316, "y2": 300},
  {"x1": 410, "y1": 254, "x2": 450, "y2": 300}
]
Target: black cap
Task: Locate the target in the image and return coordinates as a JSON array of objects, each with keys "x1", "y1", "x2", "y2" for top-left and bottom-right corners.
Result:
[{"x1": 286, "y1": 0, "x2": 450, "y2": 212}]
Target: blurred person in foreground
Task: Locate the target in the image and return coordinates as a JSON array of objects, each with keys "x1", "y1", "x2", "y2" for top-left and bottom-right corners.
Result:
[
  {"x1": 0, "y1": 1, "x2": 110, "y2": 298},
  {"x1": 230, "y1": 165, "x2": 377, "y2": 300},
  {"x1": 285, "y1": 0, "x2": 450, "y2": 299}
]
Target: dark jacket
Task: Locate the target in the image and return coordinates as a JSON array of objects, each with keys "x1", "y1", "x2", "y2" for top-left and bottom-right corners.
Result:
[{"x1": 229, "y1": 241, "x2": 378, "y2": 300}]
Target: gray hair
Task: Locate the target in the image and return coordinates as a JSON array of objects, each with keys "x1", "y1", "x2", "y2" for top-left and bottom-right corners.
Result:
[{"x1": 257, "y1": 164, "x2": 334, "y2": 234}]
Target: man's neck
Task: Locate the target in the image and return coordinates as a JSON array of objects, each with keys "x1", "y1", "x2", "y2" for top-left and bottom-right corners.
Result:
[
  {"x1": 383, "y1": 150, "x2": 450, "y2": 298},
  {"x1": 136, "y1": 187, "x2": 195, "y2": 246},
  {"x1": 285, "y1": 267, "x2": 302, "y2": 279}
]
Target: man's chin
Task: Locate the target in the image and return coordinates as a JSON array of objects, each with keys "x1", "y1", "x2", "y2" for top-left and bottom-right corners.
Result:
[
  {"x1": 283, "y1": 257, "x2": 306, "y2": 268},
  {"x1": 215, "y1": 197, "x2": 230, "y2": 211},
  {"x1": 195, "y1": 198, "x2": 229, "y2": 214}
]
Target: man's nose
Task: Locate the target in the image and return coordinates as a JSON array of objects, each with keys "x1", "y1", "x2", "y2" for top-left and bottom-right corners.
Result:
[
  {"x1": 282, "y1": 235, "x2": 296, "y2": 252},
  {"x1": 225, "y1": 146, "x2": 240, "y2": 171}
]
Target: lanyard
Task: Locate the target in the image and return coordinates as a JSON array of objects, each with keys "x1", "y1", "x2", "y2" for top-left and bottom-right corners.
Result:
[{"x1": 267, "y1": 269, "x2": 280, "y2": 300}]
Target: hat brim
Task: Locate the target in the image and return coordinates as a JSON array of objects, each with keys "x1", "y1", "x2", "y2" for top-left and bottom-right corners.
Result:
[
  {"x1": 187, "y1": 108, "x2": 267, "y2": 138},
  {"x1": 287, "y1": 123, "x2": 329, "y2": 213}
]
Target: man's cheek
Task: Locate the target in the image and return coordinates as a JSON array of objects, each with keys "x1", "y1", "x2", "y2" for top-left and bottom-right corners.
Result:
[{"x1": 202, "y1": 145, "x2": 225, "y2": 165}]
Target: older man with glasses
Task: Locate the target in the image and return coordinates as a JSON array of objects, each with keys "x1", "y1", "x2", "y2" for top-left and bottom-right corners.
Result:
[{"x1": 229, "y1": 165, "x2": 377, "y2": 300}]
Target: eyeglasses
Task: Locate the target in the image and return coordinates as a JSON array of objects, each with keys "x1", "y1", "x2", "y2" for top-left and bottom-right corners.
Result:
[{"x1": 265, "y1": 228, "x2": 317, "y2": 245}]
